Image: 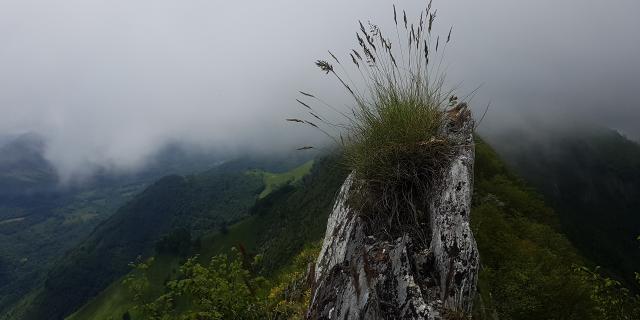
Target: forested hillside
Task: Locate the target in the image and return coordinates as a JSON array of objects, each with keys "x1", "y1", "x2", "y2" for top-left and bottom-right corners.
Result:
[
  {"x1": 0, "y1": 134, "x2": 145, "y2": 316},
  {"x1": 0, "y1": 133, "x2": 57, "y2": 195},
  {"x1": 65, "y1": 141, "x2": 640, "y2": 319},
  {"x1": 10, "y1": 165, "x2": 265, "y2": 319},
  {"x1": 0, "y1": 135, "x2": 231, "y2": 317},
  {"x1": 471, "y1": 139, "x2": 638, "y2": 319},
  {"x1": 491, "y1": 125, "x2": 640, "y2": 288},
  {"x1": 66, "y1": 155, "x2": 346, "y2": 319}
]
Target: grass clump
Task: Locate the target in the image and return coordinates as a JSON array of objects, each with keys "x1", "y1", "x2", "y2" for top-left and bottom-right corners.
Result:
[
  {"x1": 344, "y1": 80, "x2": 461, "y2": 241},
  {"x1": 288, "y1": 1, "x2": 472, "y2": 241}
]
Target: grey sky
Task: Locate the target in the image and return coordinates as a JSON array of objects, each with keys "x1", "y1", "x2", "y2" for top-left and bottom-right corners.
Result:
[{"x1": 1, "y1": 0, "x2": 639, "y2": 180}]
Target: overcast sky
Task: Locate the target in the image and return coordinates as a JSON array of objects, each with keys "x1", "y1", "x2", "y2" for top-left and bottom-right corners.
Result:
[{"x1": 1, "y1": 0, "x2": 639, "y2": 180}]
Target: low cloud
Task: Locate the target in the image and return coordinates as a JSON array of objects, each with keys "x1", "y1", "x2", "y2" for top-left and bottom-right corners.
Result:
[{"x1": 1, "y1": 0, "x2": 638, "y2": 180}]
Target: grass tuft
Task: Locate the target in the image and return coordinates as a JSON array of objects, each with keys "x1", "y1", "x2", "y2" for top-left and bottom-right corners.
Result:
[{"x1": 290, "y1": 1, "x2": 471, "y2": 241}]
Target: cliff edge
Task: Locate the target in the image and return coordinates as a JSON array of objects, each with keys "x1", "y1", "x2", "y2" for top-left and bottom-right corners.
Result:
[{"x1": 307, "y1": 108, "x2": 478, "y2": 319}]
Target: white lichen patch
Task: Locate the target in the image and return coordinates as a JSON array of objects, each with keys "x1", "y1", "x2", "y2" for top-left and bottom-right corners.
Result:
[{"x1": 308, "y1": 117, "x2": 478, "y2": 319}]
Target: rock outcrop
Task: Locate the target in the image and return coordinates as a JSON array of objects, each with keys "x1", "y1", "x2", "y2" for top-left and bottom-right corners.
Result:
[{"x1": 307, "y1": 109, "x2": 478, "y2": 319}]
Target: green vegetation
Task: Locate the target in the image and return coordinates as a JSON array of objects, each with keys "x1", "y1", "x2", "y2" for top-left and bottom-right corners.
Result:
[
  {"x1": 66, "y1": 146, "x2": 640, "y2": 320},
  {"x1": 66, "y1": 156, "x2": 346, "y2": 320},
  {"x1": 19, "y1": 168, "x2": 265, "y2": 320},
  {"x1": 4, "y1": 4, "x2": 640, "y2": 319},
  {"x1": 290, "y1": 5, "x2": 467, "y2": 241},
  {"x1": 0, "y1": 182, "x2": 148, "y2": 319},
  {"x1": 492, "y1": 125, "x2": 640, "y2": 289},
  {"x1": 0, "y1": 133, "x2": 57, "y2": 195},
  {"x1": 124, "y1": 251, "x2": 270, "y2": 320},
  {"x1": 573, "y1": 266, "x2": 640, "y2": 320},
  {"x1": 251, "y1": 160, "x2": 314, "y2": 198},
  {"x1": 0, "y1": 135, "x2": 230, "y2": 318},
  {"x1": 472, "y1": 138, "x2": 640, "y2": 319},
  {"x1": 67, "y1": 255, "x2": 182, "y2": 320},
  {"x1": 342, "y1": 87, "x2": 460, "y2": 239},
  {"x1": 114, "y1": 244, "x2": 321, "y2": 320}
]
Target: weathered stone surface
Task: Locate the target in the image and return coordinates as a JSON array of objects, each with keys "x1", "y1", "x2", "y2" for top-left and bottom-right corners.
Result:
[{"x1": 307, "y1": 110, "x2": 478, "y2": 320}]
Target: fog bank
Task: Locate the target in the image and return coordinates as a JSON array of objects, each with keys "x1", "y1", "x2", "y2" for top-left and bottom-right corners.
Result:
[{"x1": 1, "y1": 0, "x2": 638, "y2": 179}]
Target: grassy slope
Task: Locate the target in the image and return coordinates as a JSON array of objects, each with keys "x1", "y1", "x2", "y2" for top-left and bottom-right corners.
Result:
[
  {"x1": 490, "y1": 126, "x2": 640, "y2": 288},
  {"x1": 17, "y1": 167, "x2": 265, "y2": 320},
  {"x1": 67, "y1": 255, "x2": 181, "y2": 320},
  {"x1": 0, "y1": 140, "x2": 227, "y2": 317},
  {"x1": 471, "y1": 139, "x2": 600, "y2": 319},
  {"x1": 68, "y1": 158, "x2": 331, "y2": 320},
  {"x1": 0, "y1": 182, "x2": 147, "y2": 318},
  {"x1": 69, "y1": 141, "x2": 627, "y2": 319},
  {"x1": 254, "y1": 160, "x2": 314, "y2": 198}
]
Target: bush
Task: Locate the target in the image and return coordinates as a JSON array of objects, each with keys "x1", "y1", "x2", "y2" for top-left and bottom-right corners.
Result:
[
  {"x1": 125, "y1": 245, "x2": 321, "y2": 320},
  {"x1": 124, "y1": 249, "x2": 270, "y2": 320}
]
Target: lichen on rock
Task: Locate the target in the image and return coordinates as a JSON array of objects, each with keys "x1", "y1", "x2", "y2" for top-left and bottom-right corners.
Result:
[{"x1": 307, "y1": 111, "x2": 478, "y2": 320}]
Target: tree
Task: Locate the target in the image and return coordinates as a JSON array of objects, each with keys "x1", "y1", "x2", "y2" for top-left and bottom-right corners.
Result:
[{"x1": 125, "y1": 248, "x2": 269, "y2": 320}]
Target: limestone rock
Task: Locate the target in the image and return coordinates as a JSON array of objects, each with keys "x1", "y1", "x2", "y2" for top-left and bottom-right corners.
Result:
[{"x1": 307, "y1": 112, "x2": 478, "y2": 320}]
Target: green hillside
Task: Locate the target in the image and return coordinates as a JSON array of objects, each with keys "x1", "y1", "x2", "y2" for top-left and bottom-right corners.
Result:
[
  {"x1": 14, "y1": 169, "x2": 262, "y2": 319},
  {"x1": 67, "y1": 156, "x2": 343, "y2": 320},
  {"x1": 491, "y1": 126, "x2": 640, "y2": 288},
  {"x1": 6, "y1": 158, "x2": 315, "y2": 320},
  {"x1": 66, "y1": 142, "x2": 640, "y2": 319},
  {"x1": 252, "y1": 160, "x2": 314, "y2": 199},
  {"x1": 0, "y1": 179, "x2": 148, "y2": 317},
  {"x1": 0, "y1": 135, "x2": 234, "y2": 317},
  {"x1": 471, "y1": 139, "x2": 639, "y2": 319},
  {"x1": 0, "y1": 133, "x2": 57, "y2": 195}
]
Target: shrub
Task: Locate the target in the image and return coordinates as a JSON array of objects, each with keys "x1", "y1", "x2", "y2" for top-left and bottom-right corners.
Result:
[
  {"x1": 124, "y1": 249, "x2": 270, "y2": 320},
  {"x1": 125, "y1": 245, "x2": 322, "y2": 320}
]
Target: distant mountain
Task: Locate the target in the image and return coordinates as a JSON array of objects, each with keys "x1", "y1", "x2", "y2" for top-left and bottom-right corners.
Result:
[
  {"x1": 0, "y1": 133, "x2": 237, "y2": 318},
  {"x1": 0, "y1": 134, "x2": 69, "y2": 314},
  {"x1": 66, "y1": 156, "x2": 346, "y2": 320},
  {"x1": 0, "y1": 133, "x2": 58, "y2": 196},
  {"x1": 63, "y1": 142, "x2": 640, "y2": 320},
  {"x1": 6, "y1": 132, "x2": 640, "y2": 319},
  {"x1": 490, "y1": 124, "x2": 640, "y2": 288},
  {"x1": 13, "y1": 158, "x2": 314, "y2": 320}
]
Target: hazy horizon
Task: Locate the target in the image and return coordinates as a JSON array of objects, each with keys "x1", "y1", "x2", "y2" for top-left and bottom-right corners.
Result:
[{"x1": 2, "y1": 0, "x2": 639, "y2": 180}]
